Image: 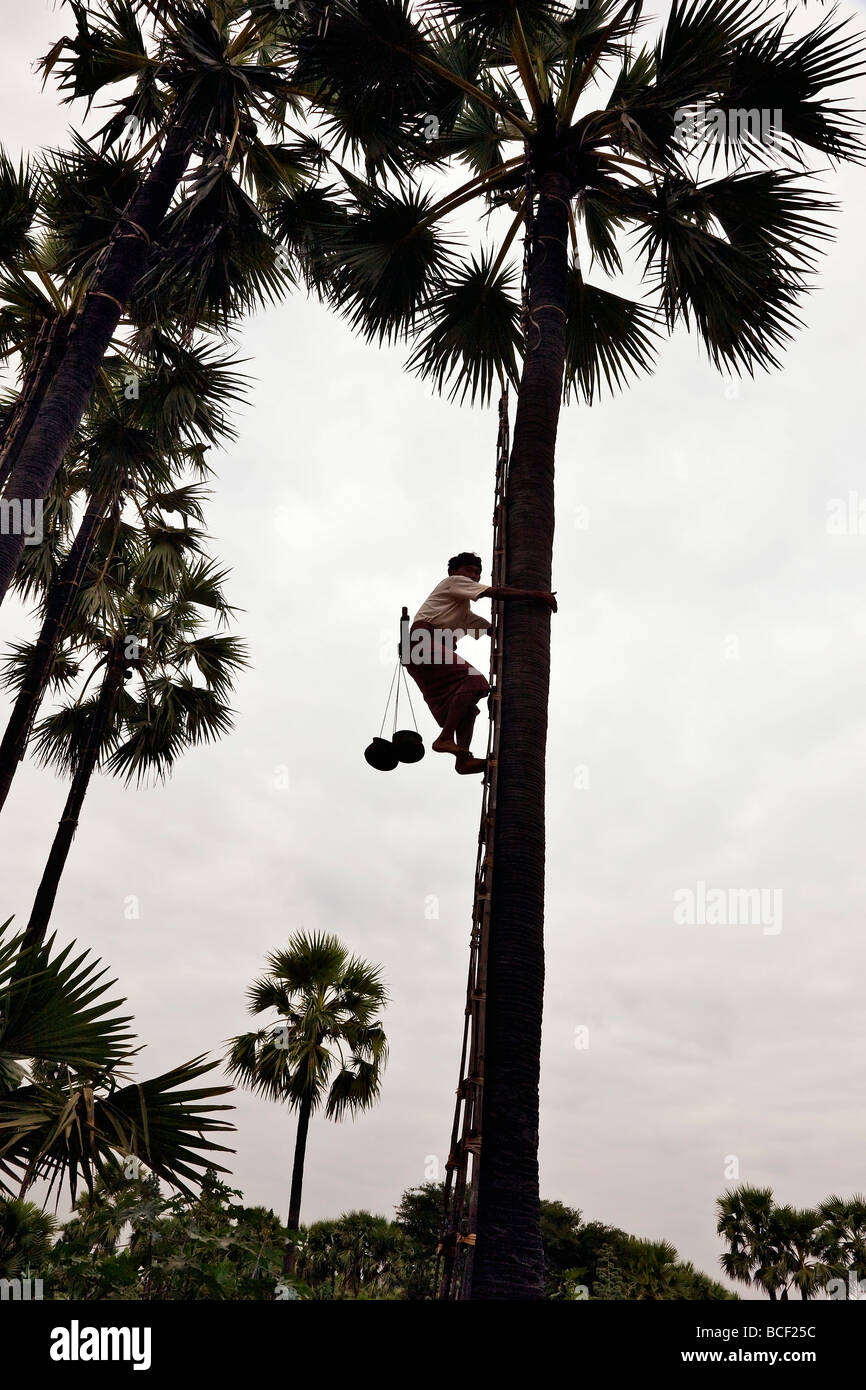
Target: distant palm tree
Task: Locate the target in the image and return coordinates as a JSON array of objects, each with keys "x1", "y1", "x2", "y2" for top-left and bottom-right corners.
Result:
[
  {"x1": 309, "y1": 0, "x2": 866, "y2": 1298},
  {"x1": 625, "y1": 1236, "x2": 683, "y2": 1299},
  {"x1": 818, "y1": 1194, "x2": 866, "y2": 1293},
  {"x1": 0, "y1": 916, "x2": 234, "y2": 1203},
  {"x1": 0, "y1": 310, "x2": 247, "y2": 814},
  {"x1": 0, "y1": 1196, "x2": 57, "y2": 1278},
  {"x1": 772, "y1": 1204, "x2": 830, "y2": 1300},
  {"x1": 17, "y1": 551, "x2": 247, "y2": 952},
  {"x1": 226, "y1": 932, "x2": 388, "y2": 1273},
  {"x1": 717, "y1": 1184, "x2": 785, "y2": 1299}
]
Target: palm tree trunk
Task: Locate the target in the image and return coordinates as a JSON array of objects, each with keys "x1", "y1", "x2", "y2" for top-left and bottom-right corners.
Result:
[
  {"x1": 0, "y1": 490, "x2": 109, "y2": 813},
  {"x1": 0, "y1": 123, "x2": 192, "y2": 606},
  {"x1": 472, "y1": 169, "x2": 571, "y2": 1301},
  {"x1": 284, "y1": 1091, "x2": 313, "y2": 1276},
  {"x1": 0, "y1": 315, "x2": 71, "y2": 492},
  {"x1": 20, "y1": 647, "x2": 125, "y2": 954}
]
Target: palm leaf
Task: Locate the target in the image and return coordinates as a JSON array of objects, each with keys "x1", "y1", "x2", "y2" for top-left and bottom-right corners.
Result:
[
  {"x1": 576, "y1": 188, "x2": 626, "y2": 274},
  {"x1": 31, "y1": 691, "x2": 119, "y2": 778},
  {"x1": 0, "y1": 918, "x2": 135, "y2": 1074},
  {"x1": 293, "y1": 0, "x2": 455, "y2": 178},
  {"x1": 723, "y1": 7, "x2": 866, "y2": 165},
  {"x1": 0, "y1": 1056, "x2": 234, "y2": 1202},
  {"x1": 424, "y1": 2, "x2": 572, "y2": 50},
  {"x1": 0, "y1": 151, "x2": 39, "y2": 266},
  {"x1": 324, "y1": 186, "x2": 456, "y2": 343},
  {"x1": 632, "y1": 175, "x2": 810, "y2": 373},
  {"x1": 563, "y1": 265, "x2": 659, "y2": 403},
  {"x1": 407, "y1": 249, "x2": 521, "y2": 402}
]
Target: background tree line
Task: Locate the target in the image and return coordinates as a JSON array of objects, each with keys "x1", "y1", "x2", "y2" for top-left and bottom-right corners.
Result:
[{"x1": 5, "y1": 1175, "x2": 864, "y2": 1300}]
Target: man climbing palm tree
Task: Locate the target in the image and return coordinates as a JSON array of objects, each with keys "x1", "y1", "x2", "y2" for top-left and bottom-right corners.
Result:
[{"x1": 407, "y1": 551, "x2": 556, "y2": 775}]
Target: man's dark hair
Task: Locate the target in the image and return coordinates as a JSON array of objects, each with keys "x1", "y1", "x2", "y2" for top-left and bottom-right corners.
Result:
[{"x1": 448, "y1": 552, "x2": 483, "y2": 574}]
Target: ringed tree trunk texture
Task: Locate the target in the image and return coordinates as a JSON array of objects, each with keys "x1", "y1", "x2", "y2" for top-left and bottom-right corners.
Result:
[
  {"x1": 284, "y1": 1090, "x2": 313, "y2": 1276},
  {"x1": 471, "y1": 168, "x2": 571, "y2": 1301},
  {"x1": 0, "y1": 123, "x2": 193, "y2": 606},
  {"x1": 20, "y1": 641, "x2": 126, "y2": 955},
  {"x1": 0, "y1": 489, "x2": 110, "y2": 814}
]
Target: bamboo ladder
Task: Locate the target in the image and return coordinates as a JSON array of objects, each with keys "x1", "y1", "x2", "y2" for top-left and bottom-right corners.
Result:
[{"x1": 436, "y1": 387, "x2": 510, "y2": 1300}]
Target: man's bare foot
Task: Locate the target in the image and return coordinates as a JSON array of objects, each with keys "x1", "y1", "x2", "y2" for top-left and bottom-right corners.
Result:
[
  {"x1": 455, "y1": 754, "x2": 486, "y2": 776},
  {"x1": 432, "y1": 736, "x2": 460, "y2": 756}
]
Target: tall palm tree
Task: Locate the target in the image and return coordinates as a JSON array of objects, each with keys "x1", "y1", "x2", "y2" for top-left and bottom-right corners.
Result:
[
  {"x1": 0, "y1": 149, "x2": 70, "y2": 494},
  {"x1": 17, "y1": 549, "x2": 247, "y2": 952},
  {"x1": 0, "y1": 916, "x2": 234, "y2": 1202},
  {"x1": 0, "y1": 328, "x2": 245, "y2": 813},
  {"x1": 226, "y1": 931, "x2": 388, "y2": 1273},
  {"x1": 302, "y1": 0, "x2": 866, "y2": 1297},
  {"x1": 0, "y1": 0, "x2": 329, "y2": 603}
]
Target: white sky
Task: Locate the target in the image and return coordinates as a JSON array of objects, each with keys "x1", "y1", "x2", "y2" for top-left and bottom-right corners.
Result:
[{"x1": 2, "y1": 0, "x2": 866, "y2": 1295}]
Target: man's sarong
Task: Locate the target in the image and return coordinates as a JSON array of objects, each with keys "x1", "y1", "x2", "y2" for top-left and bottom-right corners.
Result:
[{"x1": 405, "y1": 621, "x2": 490, "y2": 728}]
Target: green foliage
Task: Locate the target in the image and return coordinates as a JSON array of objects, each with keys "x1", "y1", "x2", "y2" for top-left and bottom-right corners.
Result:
[
  {"x1": 297, "y1": 1209, "x2": 412, "y2": 1300},
  {"x1": 592, "y1": 1241, "x2": 630, "y2": 1300},
  {"x1": 0, "y1": 1197, "x2": 57, "y2": 1278},
  {"x1": 392, "y1": 1182, "x2": 734, "y2": 1300},
  {"x1": 46, "y1": 1172, "x2": 302, "y2": 1301}
]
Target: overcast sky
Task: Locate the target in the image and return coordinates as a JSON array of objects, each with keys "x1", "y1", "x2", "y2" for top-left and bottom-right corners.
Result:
[{"x1": 3, "y1": 0, "x2": 866, "y2": 1295}]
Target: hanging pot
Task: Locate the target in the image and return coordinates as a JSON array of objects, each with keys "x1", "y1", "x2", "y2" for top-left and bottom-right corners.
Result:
[
  {"x1": 364, "y1": 737, "x2": 399, "y2": 771},
  {"x1": 392, "y1": 729, "x2": 425, "y2": 764}
]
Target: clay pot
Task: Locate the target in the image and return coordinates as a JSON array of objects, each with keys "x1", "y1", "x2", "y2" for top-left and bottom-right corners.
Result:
[
  {"x1": 364, "y1": 737, "x2": 399, "y2": 771},
  {"x1": 392, "y1": 729, "x2": 425, "y2": 764}
]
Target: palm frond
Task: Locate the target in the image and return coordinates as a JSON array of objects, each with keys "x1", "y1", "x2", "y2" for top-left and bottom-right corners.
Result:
[
  {"x1": 632, "y1": 174, "x2": 811, "y2": 374},
  {"x1": 171, "y1": 634, "x2": 249, "y2": 695},
  {"x1": 576, "y1": 188, "x2": 626, "y2": 273},
  {"x1": 407, "y1": 248, "x2": 521, "y2": 402},
  {"x1": 39, "y1": 0, "x2": 150, "y2": 109},
  {"x1": 96, "y1": 1057, "x2": 235, "y2": 1193},
  {"x1": 722, "y1": 6, "x2": 866, "y2": 165},
  {"x1": 138, "y1": 166, "x2": 289, "y2": 328},
  {"x1": 653, "y1": 0, "x2": 760, "y2": 110},
  {"x1": 324, "y1": 186, "x2": 457, "y2": 343},
  {"x1": 0, "y1": 918, "x2": 135, "y2": 1074},
  {"x1": 0, "y1": 151, "x2": 40, "y2": 266},
  {"x1": 0, "y1": 1056, "x2": 234, "y2": 1202},
  {"x1": 0, "y1": 641, "x2": 81, "y2": 700},
  {"x1": 563, "y1": 265, "x2": 659, "y2": 402},
  {"x1": 424, "y1": 2, "x2": 572, "y2": 50},
  {"x1": 31, "y1": 689, "x2": 118, "y2": 778},
  {"x1": 294, "y1": 0, "x2": 456, "y2": 179}
]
